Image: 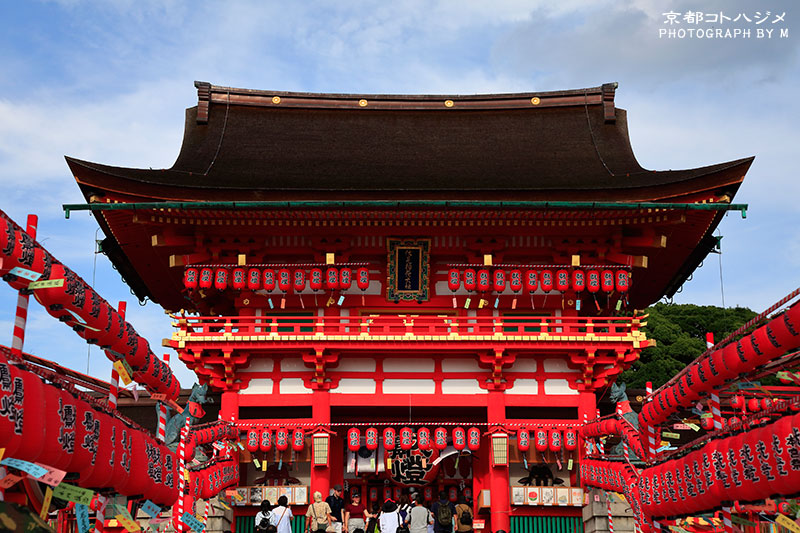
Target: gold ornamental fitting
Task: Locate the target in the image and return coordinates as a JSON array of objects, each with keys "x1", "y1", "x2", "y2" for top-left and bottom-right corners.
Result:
[
  {"x1": 531, "y1": 97, "x2": 541, "y2": 105},
  {"x1": 272, "y1": 96, "x2": 281, "y2": 104},
  {"x1": 358, "y1": 99, "x2": 368, "y2": 107},
  {"x1": 444, "y1": 100, "x2": 454, "y2": 108}
]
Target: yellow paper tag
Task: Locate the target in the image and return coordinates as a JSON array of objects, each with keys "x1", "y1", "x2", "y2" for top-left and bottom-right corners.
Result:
[
  {"x1": 262, "y1": 460, "x2": 268, "y2": 471},
  {"x1": 184, "y1": 469, "x2": 191, "y2": 481},
  {"x1": 40, "y1": 487, "x2": 53, "y2": 519},
  {"x1": 29, "y1": 278, "x2": 65, "y2": 290},
  {"x1": 234, "y1": 491, "x2": 244, "y2": 501},
  {"x1": 115, "y1": 514, "x2": 142, "y2": 532},
  {"x1": 0, "y1": 448, "x2": 5, "y2": 463},
  {"x1": 777, "y1": 515, "x2": 800, "y2": 533},
  {"x1": 253, "y1": 458, "x2": 261, "y2": 469},
  {"x1": 114, "y1": 360, "x2": 132, "y2": 386}
]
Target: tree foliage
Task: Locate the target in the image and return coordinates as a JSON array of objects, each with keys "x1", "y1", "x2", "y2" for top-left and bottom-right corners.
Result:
[{"x1": 619, "y1": 303, "x2": 757, "y2": 388}]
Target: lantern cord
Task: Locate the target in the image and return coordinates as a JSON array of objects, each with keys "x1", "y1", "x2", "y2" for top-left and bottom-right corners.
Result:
[{"x1": 717, "y1": 229, "x2": 726, "y2": 308}]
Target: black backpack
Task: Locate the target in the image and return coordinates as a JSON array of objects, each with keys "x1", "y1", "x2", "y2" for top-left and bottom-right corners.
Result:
[
  {"x1": 459, "y1": 507, "x2": 472, "y2": 526},
  {"x1": 436, "y1": 503, "x2": 453, "y2": 528}
]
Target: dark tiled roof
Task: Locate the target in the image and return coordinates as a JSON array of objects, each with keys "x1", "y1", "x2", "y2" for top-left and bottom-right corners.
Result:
[{"x1": 67, "y1": 82, "x2": 751, "y2": 202}]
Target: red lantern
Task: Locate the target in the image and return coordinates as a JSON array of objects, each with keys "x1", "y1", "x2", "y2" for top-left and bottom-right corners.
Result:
[
  {"x1": 383, "y1": 427, "x2": 396, "y2": 450},
  {"x1": 477, "y1": 269, "x2": 490, "y2": 292},
  {"x1": 260, "y1": 429, "x2": 272, "y2": 452},
  {"x1": 214, "y1": 268, "x2": 228, "y2": 290},
  {"x1": 524, "y1": 270, "x2": 538, "y2": 293},
  {"x1": 615, "y1": 270, "x2": 630, "y2": 292},
  {"x1": 447, "y1": 269, "x2": 460, "y2": 292},
  {"x1": 18, "y1": 371, "x2": 46, "y2": 464},
  {"x1": 0, "y1": 355, "x2": 23, "y2": 457},
  {"x1": 246, "y1": 429, "x2": 259, "y2": 452},
  {"x1": 293, "y1": 270, "x2": 306, "y2": 292},
  {"x1": 275, "y1": 428, "x2": 289, "y2": 451},
  {"x1": 555, "y1": 269, "x2": 569, "y2": 292},
  {"x1": 452, "y1": 427, "x2": 466, "y2": 451},
  {"x1": 199, "y1": 268, "x2": 213, "y2": 289},
  {"x1": 278, "y1": 269, "x2": 291, "y2": 292},
  {"x1": 347, "y1": 428, "x2": 361, "y2": 452},
  {"x1": 325, "y1": 267, "x2": 339, "y2": 290},
  {"x1": 292, "y1": 428, "x2": 305, "y2": 451},
  {"x1": 467, "y1": 427, "x2": 481, "y2": 451},
  {"x1": 493, "y1": 270, "x2": 506, "y2": 292},
  {"x1": 700, "y1": 416, "x2": 714, "y2": 431},
  {"x1": 247, "y1": 268, "x2": 261, "y2": 290},
  {"x1": 540, "y1": 270, "x2": 553, "y2": 292},
  {"x1": 748, "y1": 398, "x2": 760, "y2": 412},
  {"x1": 587, "y1": 270, "x2": 600, "y2": 293},
  {"x1": 564, "y1": 428, "x2": 578, "y2": 451},
  {"x1": 761, "y1": 398, "x2": 772, "y2": 410},
  {"x1": 534, "y1": 428, "x2": 548, "y2": 452},
  {"x1": 518, "y1": 428, "x2": 530, "y2": 452},
  {"x1": 399, "y1": 427, "x2": 414, "y2": 450},
  {"x1": 601, "y1": 270, "x2": 614, "y2": 292},
  {"x1": 356, "y1": 267, "x2": 370, "y2": 291},
  {"x1": 38, "y1": 383, "x2": 67, "y2": 469},
  {"x1": 463, "y1": 269, "x2": 477, "y2": 291},
  {"x1": 572, "y1": 270, "x2": 586, "y2": 292},
  {"x1": 728, "y1": 416, "x2": 741, "y2": 427},
  {"x1": 509, "y1": 270, "x2": 523, "y2": 293},
  {"x1": 365, "y1": 427, "x2": 379, "y2": 450},
  {"x1": 262, "y1": 269, "x2": 276, "y2": 291},
  {"x1": 434, "y1": 427, "x2": 448, "y2": 450},
  {"x1": 183, "y1": 268, "x2": 198, "y2": 289},
  {"x1": 78, "y1": 409, "x2": 115, "y2": 488},
  {"x1": 339, "y1": 268, "x2": 352, "y2": 290},
  {"x1": 232, "y1": 268, "x2": 246, "y2": 290},
  {"x1": 417, "y1": 427, "x2": 431, "y2": 450},
  {"x1": 549, "y1": 429, "x2": 562, "y2": 452}
]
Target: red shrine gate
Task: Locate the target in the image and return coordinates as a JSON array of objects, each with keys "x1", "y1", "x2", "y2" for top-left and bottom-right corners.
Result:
[{"x1": 65, "y1": 80, "x2": 751, "y2": 532}]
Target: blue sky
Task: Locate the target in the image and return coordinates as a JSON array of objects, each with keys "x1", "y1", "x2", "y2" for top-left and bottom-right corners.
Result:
[{"x1": 0, "y1": 0, "x2": 797, "y2": 388}]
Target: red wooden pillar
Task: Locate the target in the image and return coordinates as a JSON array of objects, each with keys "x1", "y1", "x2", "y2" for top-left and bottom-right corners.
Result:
[
  {"x1": 312, "y1": 389, "x2": 332, "y2": 497},
  {"x1": 487, "y1": 390, "x2": 510, "y2": 533}
]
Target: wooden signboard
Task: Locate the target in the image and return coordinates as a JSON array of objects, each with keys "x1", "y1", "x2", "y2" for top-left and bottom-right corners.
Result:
[{"x1": 386, "y1": 239, "x2": 430, "y2": 301}]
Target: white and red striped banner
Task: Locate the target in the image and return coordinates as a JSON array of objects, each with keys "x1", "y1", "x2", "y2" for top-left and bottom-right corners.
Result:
[{"x1": 10, "y1": 214, "x2": 37, "y2": 360}]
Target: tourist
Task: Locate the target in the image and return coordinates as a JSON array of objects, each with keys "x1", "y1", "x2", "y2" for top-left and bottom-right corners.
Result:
[
  {"x1": 408, "y1": 495, "x2": 434, "y2": 533},
  {"x1": 306, "y1": 491, "x2": 333, "y2": 533},
  {"x1": 454, "y1": 494, "x2": 473, "y2": 533},
  {"x1": 365, "y1": 503, "x2": 381, "y2": 533},
  {"x1": 271, "y1": 495, "x2": 294, "y2": 533},
  {"x1": 256, "y1": 500, "x2": 274, "y2": 532},
  {"x1": 345, "y1": 492, "x2": 368, "y2": 533},
  {"x1": 379, "y1": 499, "x2": 403, "y2": 533},
  {"x1": 431, "y1": 491, "x2": 455, "y2": 533},
  {"x1": 327, "y1": 484, "x2": 346, "y2": 533}
]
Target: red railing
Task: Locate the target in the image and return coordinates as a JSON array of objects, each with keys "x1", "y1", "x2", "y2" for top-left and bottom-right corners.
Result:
[{"x1": 172, "y1": 314, "x2": 642, "y2": 340}]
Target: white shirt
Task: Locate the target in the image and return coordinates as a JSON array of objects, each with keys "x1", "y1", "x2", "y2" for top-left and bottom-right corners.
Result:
[
  {"x1": 256, "y1": 511, "x2": 273, "y2": 530},
  {"x1": 379, "y1": 511, "x2": 402, "y2": 533},
  {"x1": 271, "y1": 505, "x2": 294, "y2": 533}
]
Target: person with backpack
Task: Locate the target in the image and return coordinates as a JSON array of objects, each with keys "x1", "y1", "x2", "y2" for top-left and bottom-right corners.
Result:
[
  {"x1": 454, "y1": 494, "x2": 472, "y2": 533},
  {"x1": 430, "y1": 491, "x2": 456, "y2": 533},
  {"x1": 407, "y1": 494, "x2": 434, "y2": 533},
  {"x1": 256, "y1": 500, "x2": 274, "y2": 532},
  {"x1": 378, "y1": 499, "x2": 404, "y2": 533},
  {"x1": 306, "y1": 491, "x2": 333, "y2": 533}
]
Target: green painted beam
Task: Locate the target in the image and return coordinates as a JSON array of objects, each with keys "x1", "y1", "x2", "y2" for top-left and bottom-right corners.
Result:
[{"x1": 62, "y1": 200, "x2": 748, "y2": 218}]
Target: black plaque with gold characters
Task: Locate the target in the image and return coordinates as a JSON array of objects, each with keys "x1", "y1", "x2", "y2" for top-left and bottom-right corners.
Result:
[{"x1": 386, "y1": 238, "x2": 430, "y2": 301}]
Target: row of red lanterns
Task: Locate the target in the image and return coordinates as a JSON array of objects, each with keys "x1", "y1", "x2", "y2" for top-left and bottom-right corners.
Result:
[
  {"x1": 640, "y1": 411, "x2": 800, "y2": 518},
  {"x1": 0, "y1": 352, "x2": 177, "y2": 505},
  {"x1": 346, "y1": 426, "x2": 482, "y2": 452},
  {"x1": 0, "y1": 213, "x2": 180, "y2": 401},
  {"x1": 447, "y1": 268, "x2": 630, "y2": 294},
  {"x1": 518, "y1": 427, "x2": 579, "y2": 452},
  {"x1": 245, "y1": 427, "x2": 306, "y2": 453},
  {"x1": 185, "y1": 267, "x2": 370, "y2": 292},
  {"x1": 640, "y1": 302, "x2": 800, "y2": 428}
]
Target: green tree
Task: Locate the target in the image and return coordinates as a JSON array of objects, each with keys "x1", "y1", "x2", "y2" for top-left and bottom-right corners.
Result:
[{"x1": 619, "y1": 303, "x2": 757, "y2": 388}]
